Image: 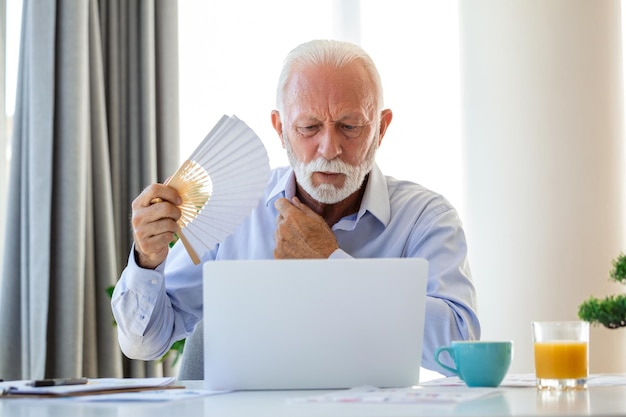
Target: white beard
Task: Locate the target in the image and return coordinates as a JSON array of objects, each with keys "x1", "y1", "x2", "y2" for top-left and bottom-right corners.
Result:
[{"x1": 284, "y1": 134, "x2": 378, "y2": 204}]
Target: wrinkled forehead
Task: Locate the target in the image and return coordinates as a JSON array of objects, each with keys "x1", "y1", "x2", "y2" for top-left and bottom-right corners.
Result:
[{"x1": 282, "y1": 63, "x2": 378, "y2": 116}]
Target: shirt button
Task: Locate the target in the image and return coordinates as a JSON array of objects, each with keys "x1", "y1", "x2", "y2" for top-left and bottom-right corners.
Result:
[{"x1": 150, "y1": 279, "x2": 158, "y2": 285}]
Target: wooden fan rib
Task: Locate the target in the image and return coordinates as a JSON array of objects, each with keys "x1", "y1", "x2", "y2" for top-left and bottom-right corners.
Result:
[
  {"x1": 179, "y1": 205, "x2": 208, "y2": 223},
  {"x1": 176, "y1": 180, "x2": 211, "y2": 196},
  {"x1": 167, "y1": 162, "x2": 212, "y2": 197},
  {"x1": 177, "y1": 169, "x2": 211, "y2": 186},
  {"x1": 177, "y1": 165, "x2": 211, "y2": 186},
  {"x1": 177, "y1": 187, "x2": 211, "y2": 203},
  {"x1": 179, "y1": 197, "x2": 210, "y2": 211}
]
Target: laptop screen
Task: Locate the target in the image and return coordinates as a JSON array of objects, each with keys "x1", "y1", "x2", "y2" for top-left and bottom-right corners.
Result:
[{"x1": 202, "y1": 257, "x2": 428, "y2": 390}]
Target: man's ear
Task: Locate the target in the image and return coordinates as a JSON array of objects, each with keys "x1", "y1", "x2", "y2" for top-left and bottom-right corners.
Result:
[
  {"x1": 271, "y1": 110, "x2": 285, "y2": 148},
  {"x1": 377, "y1": 109, "x2": 393, "y2": 146}
]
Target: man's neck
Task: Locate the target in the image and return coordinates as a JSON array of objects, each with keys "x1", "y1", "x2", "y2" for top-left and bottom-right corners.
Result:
[{"x1": 296, "y1": 175, "x2": 369, "y2": 227}]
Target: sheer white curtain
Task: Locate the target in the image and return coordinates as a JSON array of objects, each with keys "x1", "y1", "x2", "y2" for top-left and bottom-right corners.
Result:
[
  {"x1": 0, "y1": 0, "x2": 6, "y2": 283},
  {"x1": 0, "y1": 0, "x2": 22, "y2": 294}
]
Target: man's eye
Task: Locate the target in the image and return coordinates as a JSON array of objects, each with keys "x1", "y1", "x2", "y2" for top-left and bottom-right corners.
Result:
[
  {"x1": 341, "y1": 124, "x2": 362, "y2": 137},
  {"x1": 297, "y1": 126, "x2": 319, "y2": 136}
]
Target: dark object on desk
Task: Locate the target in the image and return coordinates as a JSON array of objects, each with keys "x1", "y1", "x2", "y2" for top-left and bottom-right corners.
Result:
[{"x1": 29, "y1": 377, "x2": 88, "y2": 387}]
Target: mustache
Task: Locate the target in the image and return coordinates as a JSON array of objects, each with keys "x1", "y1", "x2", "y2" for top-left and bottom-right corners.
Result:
[{"x1": 303, "y1": 158, "x2": 353, "y2": 175}]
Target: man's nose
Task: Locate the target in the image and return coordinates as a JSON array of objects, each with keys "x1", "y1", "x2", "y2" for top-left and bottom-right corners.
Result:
[{"x1": 317, "y1": 127, "x2": 342, "y2": 160}]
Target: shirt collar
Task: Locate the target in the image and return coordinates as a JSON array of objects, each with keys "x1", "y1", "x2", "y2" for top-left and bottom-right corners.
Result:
[
  {"x1": 265, "y1": 163, "x2": 391, "y2": 226},
  {"x1": 266, "y1": 167, "x2": 297, "y2": 206},
  {"x1": 359, "y1": 163, "x2": 391, "y2": 226}
]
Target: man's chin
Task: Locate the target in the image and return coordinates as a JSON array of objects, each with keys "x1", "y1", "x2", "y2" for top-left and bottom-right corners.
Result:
[
  {"x1": 308, "y1": 185, "x2": 353, "y2": 205},
  {"x1": 312, "y1": 172, "x2": 346, "y2": 186}
]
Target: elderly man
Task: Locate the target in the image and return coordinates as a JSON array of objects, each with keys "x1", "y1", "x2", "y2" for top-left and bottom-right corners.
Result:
[{"x1": 111, "y1": 39, "x2": 480, "y2": 374}]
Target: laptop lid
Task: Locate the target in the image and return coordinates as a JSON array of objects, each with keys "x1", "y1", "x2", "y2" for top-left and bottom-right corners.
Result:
[{"x1": 202, "y1": 258, "x2": 428, "y2": 390}]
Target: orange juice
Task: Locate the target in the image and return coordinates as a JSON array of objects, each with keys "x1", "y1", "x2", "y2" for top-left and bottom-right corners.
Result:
[{"x1": 534, "y1": 341, "x2": 588, "y2": 379}]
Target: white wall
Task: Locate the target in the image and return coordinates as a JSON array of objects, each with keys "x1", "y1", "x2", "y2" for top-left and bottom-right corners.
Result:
[{"x1": 460, "y1": 0, "x2": 626, "y2": 373}]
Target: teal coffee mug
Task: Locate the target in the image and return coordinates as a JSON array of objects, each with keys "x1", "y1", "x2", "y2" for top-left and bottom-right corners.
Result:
[{"x1": 435, "y1": 341, "x2": 513, "y2": 387}]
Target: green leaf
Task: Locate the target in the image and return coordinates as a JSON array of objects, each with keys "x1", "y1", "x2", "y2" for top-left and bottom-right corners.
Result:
[
  {"x1": 610, "y1": 252, "x2": 626, "y2": 283},
  {"x1": 105, "y1": 285, "x2": 115, "y2": 299},
  {"x1": 160, "y1": 339, "x2": 186, "y2": 366},
  {"x1": 578, "y1": 294, "x2": 626, "y2": 329}
]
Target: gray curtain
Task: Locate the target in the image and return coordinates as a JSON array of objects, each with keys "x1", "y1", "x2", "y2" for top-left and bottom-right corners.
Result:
[
  {"x1": 0, "y1": 0, "x2": 6, "y2": 279},
  {"x1": 0, "y1": 0, "x2": 179, "y2": 380}
]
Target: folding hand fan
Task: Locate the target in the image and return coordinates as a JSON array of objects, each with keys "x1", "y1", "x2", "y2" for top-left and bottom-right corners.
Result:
[{"x1": 162, "y1": 115, "x2": 270, "y2": 264}]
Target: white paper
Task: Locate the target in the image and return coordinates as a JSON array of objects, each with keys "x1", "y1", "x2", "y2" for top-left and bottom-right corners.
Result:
[
  {"x1": 289, "y1": 385, "x2": 501, "y2": 404},
  {"x1": 64, "y1": 388, "x2": 231, "y2": 402},
  {"x1": 297, "y1": 373, "x2": 626, "y2": 404},
  {"x1": 1, "y1": 377, "x2": 177, "y2": 396}
]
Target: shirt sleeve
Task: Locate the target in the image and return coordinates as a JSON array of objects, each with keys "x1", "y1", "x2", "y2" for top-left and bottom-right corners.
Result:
[
  {"x1": 409, "y1": 205, "x2": 480, "y2": 374},
  {"x1": 111, "y1": 243, "x2": 204, "y2": 361}
]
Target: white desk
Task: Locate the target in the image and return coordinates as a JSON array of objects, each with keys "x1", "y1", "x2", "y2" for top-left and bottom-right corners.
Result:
[{"x1": 1, "y1": 381, "x2": 626, "y2": 416}]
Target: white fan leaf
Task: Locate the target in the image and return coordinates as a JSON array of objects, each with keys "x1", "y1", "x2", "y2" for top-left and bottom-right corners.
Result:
[{"x1": 166, "y1": 115, "x2": 271, "y2": 264}]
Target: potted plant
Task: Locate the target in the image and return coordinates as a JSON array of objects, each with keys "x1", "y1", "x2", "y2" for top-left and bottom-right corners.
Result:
[{"x1": 578, "y1": 252, "x2": 626, "y2": 328}]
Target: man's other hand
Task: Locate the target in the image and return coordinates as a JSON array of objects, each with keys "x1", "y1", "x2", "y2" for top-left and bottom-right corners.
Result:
[{"x1": 273, "y1": 197, "x2": 339, "y2": 259}]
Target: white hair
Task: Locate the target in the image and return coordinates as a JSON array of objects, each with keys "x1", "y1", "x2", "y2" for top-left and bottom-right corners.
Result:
[{"x1": 275, "y1": 39, "x2": 384, "y2": 114}]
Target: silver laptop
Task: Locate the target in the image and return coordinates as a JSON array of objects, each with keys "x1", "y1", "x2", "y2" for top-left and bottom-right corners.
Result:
[{"x1": 202, "y1": 258, "x2": 428, "y2": 390}]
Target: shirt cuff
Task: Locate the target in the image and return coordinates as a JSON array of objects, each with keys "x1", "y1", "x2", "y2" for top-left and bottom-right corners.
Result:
[{"x1": 123, "y1": 245, "x2": 166, "y2": 301}]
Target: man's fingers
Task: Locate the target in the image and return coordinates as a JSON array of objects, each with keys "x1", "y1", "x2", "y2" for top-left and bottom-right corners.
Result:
[
  {"x1": 129, "y1": 182, "x2": 182, "y2": 269},
  {"x1": 274, "y1": 197, "x2": 292, "y2": 213},
  {"x1": 132, "y1": 200, "x2": 181, "y2": 229},
  {"x1": 135, "y1": 183, "x2": 182, "y2": 209},
  {"x1": 275, "y1": 196, "x2": 319, "y2": 220},
  {"x1": 290, "y1": 196, "x2": 318, "y2": 217}
]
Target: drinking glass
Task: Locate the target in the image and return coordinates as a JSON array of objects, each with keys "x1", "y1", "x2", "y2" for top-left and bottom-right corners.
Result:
[{"x1": 532, "y1": 321, "x2": 589, "y2": 390}]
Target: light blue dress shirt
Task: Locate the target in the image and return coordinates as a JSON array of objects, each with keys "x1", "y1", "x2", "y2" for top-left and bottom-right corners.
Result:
[{"x1": 111, "y1": 164, "x2": 480, "y2": 373}]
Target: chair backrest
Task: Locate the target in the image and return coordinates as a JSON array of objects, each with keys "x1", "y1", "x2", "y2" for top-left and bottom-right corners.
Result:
[{"x1": 177, "y1": 322, "x2": 204, "y2": 380}]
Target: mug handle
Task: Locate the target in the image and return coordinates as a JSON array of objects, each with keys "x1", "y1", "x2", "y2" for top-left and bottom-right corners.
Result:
[{"x1": 435, "y1": 346, "x2": 459, "y2": 376}]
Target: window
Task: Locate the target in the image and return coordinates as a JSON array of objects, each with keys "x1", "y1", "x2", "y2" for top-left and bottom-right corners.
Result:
[
  {"x1": 0, "y1": 0, "x2": 22, "y2": 277},
  {"x1": 178, "y1": 1, "x2": 464, "y2": 211}
]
